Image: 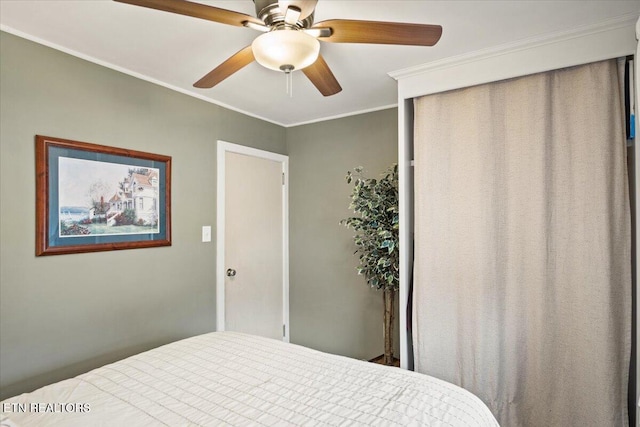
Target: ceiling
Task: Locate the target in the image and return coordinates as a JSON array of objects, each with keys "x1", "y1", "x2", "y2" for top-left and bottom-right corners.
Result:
[{"x1": 1, "y1": 1, "x2": 638, "y2": 127}]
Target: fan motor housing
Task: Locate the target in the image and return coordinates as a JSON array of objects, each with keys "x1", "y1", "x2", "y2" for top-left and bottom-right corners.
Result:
[{"x1": 254, "y1": 0, "x2": 314, "y2": 29}]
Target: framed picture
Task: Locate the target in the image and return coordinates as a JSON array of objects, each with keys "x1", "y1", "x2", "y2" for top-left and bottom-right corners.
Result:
[{"x1": 36, "y1": 135, "x2": 171, "y2": 256}]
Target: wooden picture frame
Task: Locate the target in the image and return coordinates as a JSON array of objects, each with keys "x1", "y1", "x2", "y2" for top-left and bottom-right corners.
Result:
[{"x1": 36, "y1": 135, "x2": 171, "y2": 256}]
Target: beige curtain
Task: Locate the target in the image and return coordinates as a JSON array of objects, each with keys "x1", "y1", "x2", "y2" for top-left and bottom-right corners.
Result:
[{"x1": 413, "y1": 59, "x2": 631, "y2": 426}]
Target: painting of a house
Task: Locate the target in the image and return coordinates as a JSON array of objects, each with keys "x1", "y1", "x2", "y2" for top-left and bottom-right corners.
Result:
[
  {"x1": 58, "y1": 157, "x2": 160, "y2": 236},
  {"x1": 107, "y1": 169, "x2": 159, "y2": 227}
]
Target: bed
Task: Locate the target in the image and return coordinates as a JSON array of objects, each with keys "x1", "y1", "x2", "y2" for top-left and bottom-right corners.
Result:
[{"x1": 1, "y1": 332, "x2": 498, "y2": 426}]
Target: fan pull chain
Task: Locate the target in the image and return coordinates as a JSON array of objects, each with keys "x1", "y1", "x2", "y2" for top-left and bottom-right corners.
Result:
[
  {"x1": 280, "y1": 65, "x2": 294, "y2": 98},
  {"x1": 286, "y1": 70, "x2": 293, "y2": 98}
]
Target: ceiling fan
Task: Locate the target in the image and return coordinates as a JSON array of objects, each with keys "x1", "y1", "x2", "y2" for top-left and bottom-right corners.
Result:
[{"x1": 114, "y1": 0, "x2": 443, "y2": 96}]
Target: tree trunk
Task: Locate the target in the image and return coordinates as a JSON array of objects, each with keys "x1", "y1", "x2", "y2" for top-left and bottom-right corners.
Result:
[{"x1": 383, "y1": 288, "x2": 395, "y2": 365}]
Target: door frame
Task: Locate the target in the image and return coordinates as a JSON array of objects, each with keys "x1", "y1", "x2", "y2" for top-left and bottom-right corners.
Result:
[{"x1": 216, "y1": 140, "x2": 290, "y2": 342}]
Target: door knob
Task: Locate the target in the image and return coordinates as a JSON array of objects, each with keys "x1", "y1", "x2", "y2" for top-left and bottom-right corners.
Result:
[{"x1": 226, "y1": 268, "x2": 237, "y2": 277}]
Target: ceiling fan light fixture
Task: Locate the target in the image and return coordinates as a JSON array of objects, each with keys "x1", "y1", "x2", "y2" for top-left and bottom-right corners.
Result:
[{"x1": 252, "y1": 29, "x2": 320, "y2": 72}]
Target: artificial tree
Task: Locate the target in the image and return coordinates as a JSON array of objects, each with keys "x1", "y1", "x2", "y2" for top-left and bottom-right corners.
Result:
[{"x1": 341, "y1": 164, "x2": 399, "y2": 365}]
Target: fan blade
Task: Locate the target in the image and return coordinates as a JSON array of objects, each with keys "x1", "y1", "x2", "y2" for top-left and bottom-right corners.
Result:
[
  {"x1": 194, "y1": 46, "x2": 255, "y2": 88},
  {"x1": 279, "y1": 0, "x2": 317, "y2": 20},
  {"x1": 313, "y1": 19, "x2": 442, "y2": 46},
  {"x1": 302, "y1": 55, "x2": 342, "y2": 97},
  {"x1": 303, "y1": 27, "x2": 332, "y2": 38},
  {"x1": 114, "y1": 0, "x2": 264, "y2": 28}
]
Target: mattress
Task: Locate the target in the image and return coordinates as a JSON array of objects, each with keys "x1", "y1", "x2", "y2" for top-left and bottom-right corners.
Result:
[{"x1": 1, "y1": 332, "x2": 499, "y2": 426}]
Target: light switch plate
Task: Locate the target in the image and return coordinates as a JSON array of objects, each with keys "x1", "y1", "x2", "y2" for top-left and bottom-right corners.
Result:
[{"x1": 202, "y1": 226, "x2": 211, "y2": 242}]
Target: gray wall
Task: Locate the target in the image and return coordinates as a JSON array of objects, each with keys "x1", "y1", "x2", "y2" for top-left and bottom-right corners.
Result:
[
  {"x1": 287, "y1": 110, "x2": 398, "y2": 360},
  {"x1": 0, "y1": 30, "x2": 399, "y2": 399},
  {"x1": 0, "y1": 32, "x2": 285, "y2": 399}
]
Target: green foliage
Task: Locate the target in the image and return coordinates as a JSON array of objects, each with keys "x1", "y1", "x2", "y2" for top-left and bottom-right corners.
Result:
[
  {"x1": 115, "y1": 209, "x2": 136, "y2": 226},
  {"x1": 341, "y1": 164, "x2": 399, "y2": 292}
]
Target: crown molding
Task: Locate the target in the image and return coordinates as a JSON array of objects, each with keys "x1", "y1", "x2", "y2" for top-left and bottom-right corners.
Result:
[
  {"x1": 389, "y1": 12, "x2": 638, "y2": 82},
  {"x1": 0, "y1": 25, "x2": 287, "y2": 127}
]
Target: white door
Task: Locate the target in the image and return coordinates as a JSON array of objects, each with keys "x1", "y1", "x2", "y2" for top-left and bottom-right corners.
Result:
[{"x1": 216, "y1": 141, "x2": 289, "y2": 341}]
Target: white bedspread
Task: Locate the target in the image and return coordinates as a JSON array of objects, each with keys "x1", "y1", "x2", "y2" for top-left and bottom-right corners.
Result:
[{"x1": 1, "y1": 332, "x2": 498, "y2": 426}]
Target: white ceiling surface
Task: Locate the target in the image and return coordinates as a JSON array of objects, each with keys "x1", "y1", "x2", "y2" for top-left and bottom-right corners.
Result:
[{"x1": 1, "y1": 1, "x2": 638, "y2": 127}]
